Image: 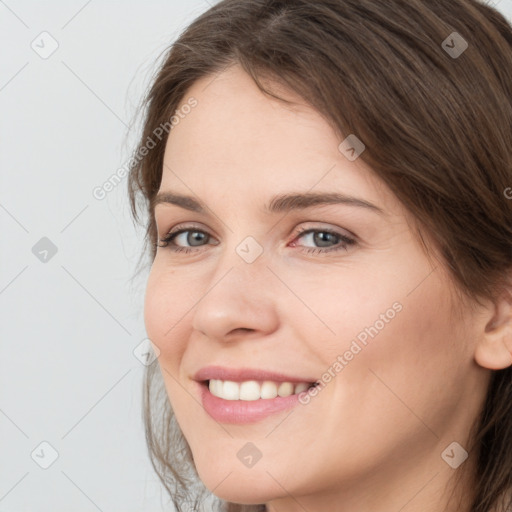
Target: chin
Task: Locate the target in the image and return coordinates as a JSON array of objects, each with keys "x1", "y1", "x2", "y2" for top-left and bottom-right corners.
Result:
[{"x1": 196, "y1": 463, "x2": 285, "y2": 505}]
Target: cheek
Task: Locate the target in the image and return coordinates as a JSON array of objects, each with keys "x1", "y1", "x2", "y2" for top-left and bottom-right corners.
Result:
[
  {"x1": 280, "y1": 262, "x2": 404, "y2": 367},
  {"x1": 340, "y1": 275, "x2": 468, "y2": 439},
  {"x1": 143, "y1": 271, "x2": 166, "y2": 344},
  {"x1": 143, "y1": 265, "x2": 188, "y2": 364},
  {"x1": 293, "y1": 258, "x2": 467, "y2": 433},
  {"x1": 144, "y1": 268, "x2": 194, "y2": 416}
]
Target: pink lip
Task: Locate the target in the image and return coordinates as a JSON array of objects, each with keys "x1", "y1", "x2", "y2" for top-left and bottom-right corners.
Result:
[
  {"x1": 193, "y1": 365, "x2": 316, "y2": 384},
  {"x1": 192, "y1": 366, "x2": 318, "y2": 424},
  {"x1": 197, "y1": 381, "x2": 306, "y2": 424}
]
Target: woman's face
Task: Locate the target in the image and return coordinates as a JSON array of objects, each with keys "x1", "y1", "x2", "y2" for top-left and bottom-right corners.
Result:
[{"x1": 144, "y1": 65, "x2": 491, "y2": 510}]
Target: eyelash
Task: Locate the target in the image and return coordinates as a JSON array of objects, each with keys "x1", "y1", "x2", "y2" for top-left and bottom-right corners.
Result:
[{"x1": 156, "y1": 225, "x2": 356, "y2": 255}]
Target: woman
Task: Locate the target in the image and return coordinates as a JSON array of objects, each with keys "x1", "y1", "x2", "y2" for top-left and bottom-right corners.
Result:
[{"x1": 128, "y1": 0, "x2": 512, "y2": 510}]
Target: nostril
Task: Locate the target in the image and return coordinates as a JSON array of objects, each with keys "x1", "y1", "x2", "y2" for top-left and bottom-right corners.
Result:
[{"x1": 229, "y1": 328, "x2": 254, "y2": 336}]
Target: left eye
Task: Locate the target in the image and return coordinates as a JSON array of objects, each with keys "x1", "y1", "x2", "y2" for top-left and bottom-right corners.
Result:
[
  {"x1": 291, "y1": 228, "x2": 356, "y2": 254},
  {"x1": 156, "y1": 226, "x2": 356, "y2": 255}
]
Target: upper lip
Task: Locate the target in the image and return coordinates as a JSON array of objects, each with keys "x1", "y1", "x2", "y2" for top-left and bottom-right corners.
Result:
[{"x1": 193, "y1": 365, "x2": 317, "y2": 384}]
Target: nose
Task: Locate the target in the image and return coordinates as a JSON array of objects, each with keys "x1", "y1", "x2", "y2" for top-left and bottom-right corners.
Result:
[{"x1": 191, "y1": 257, "x2": 279, "y2": 343}]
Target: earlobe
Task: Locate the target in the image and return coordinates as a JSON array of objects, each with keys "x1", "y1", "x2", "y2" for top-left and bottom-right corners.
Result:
[
  {"x1": 474, "y1": 294, "x2": 512, "y2": 370},
  {"x1": 474, "y1": 333, "x2": 512, "y2": 370}
]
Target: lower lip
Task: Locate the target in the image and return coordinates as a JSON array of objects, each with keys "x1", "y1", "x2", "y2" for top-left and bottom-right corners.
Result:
[{"x1": 198, "y1": 381, "x2": 304, "y2": 424}]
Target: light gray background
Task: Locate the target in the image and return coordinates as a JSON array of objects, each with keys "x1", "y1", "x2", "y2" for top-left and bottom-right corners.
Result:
[
  {"x1": 1, "y1": 1, "x2": 512, "y2": 511},
  {"x1": 1, "y1": 1, "x2": 210, "y2": 511}
]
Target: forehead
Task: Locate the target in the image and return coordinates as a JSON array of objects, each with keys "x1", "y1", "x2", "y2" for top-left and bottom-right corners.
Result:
[{"x1": 160, "y1": 65, "x2": 398, "y2": 216}]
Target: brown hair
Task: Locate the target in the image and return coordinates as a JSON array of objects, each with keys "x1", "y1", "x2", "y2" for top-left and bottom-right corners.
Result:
[{"x1": 128, "y1": 1, "x2": 512, "y2": 511}]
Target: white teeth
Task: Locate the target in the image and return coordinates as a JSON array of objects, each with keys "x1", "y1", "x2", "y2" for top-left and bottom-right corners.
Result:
[
  {"x1": 294, "y1": 382, "x2": 309, "y2": 394},
  {"x1": 260, "y1": 381, "x2": 278, "y2": 399},
  {"x1": 222, "y1": 380, "x2": 240, "y2": 400},
  {"x1": 209, "y1": 378, "x2": 221, "y2": 397},
  {"x1": 208, "y1": 379, "x2": 312, "y2": 401},
  {"x1": 239, "y1": 380, "x2": 260, "y2": 401},
  {"x1": 277, "y1": 382, "x2": 294, "y2": 397}
]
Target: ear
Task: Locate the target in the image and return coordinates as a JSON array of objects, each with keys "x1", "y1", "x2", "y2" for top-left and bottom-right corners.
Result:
[{"x1": 474, "y1": 288, "x2": 512, "y2": 370}]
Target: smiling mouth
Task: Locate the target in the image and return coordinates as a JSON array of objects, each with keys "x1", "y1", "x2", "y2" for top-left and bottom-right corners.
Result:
[{"x1": 204, "y1": 379, "x2": 318, "y2": 401}]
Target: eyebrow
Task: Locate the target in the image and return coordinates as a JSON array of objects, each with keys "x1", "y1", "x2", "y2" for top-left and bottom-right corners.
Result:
[{"x1": 152, "y1": 191, "x2": 385, "y2": 215}]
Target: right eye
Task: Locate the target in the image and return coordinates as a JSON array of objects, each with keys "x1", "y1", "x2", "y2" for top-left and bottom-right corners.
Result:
[{"x1": 156, "y1": 227, "x2": 217, "y2": 253}]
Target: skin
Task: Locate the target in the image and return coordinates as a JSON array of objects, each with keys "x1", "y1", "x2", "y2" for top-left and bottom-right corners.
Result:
[{"x1": 144, "y1": 64, "x2": 512, "y2": 512}]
